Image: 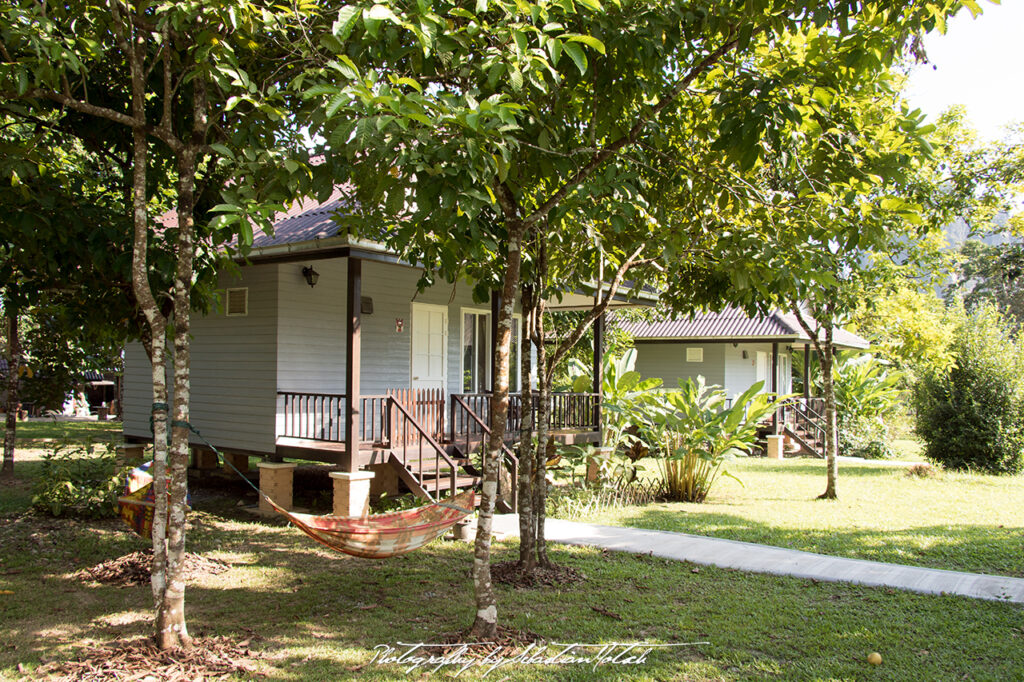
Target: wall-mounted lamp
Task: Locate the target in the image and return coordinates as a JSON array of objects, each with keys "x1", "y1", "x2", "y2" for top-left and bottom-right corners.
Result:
[
  {"x1": 742, "y1": 350, "x2": 749, "y2": 359},
  {"x1": 302, "y1": 266, "x2": 320, "y2": 288}
]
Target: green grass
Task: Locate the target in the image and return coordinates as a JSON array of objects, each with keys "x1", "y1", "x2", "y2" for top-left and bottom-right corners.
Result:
[
  {"x1": 574, "y1": 457, "x2": 1024, "y2": 577},
  {"x1": 2, "y1": 448, "x2": 1023, "y2": 680},
  {"x1": 1, "y1": 502, "x2": 1023, "y2": 680},
  {"x1": 14, "y1": 419, "x2": 123, "y2": 443}
]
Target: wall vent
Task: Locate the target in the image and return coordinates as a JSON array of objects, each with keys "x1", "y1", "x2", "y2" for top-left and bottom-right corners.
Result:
[
  {"x1": 686, "y1": 347, "x2": 703, "y2": 363},
  {"x1": 225, "y1": 288, "x2": 248, "y2": 317}
]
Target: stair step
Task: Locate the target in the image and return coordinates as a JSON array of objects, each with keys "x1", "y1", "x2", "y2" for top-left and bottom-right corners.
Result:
[{"x1": 418, "y1": 474, "x2": 480, "y2": 491}]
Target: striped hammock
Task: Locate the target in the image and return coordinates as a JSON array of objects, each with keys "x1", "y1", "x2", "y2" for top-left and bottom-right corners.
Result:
[
  {"x1": 266, "y1": 490, "x2": 476, "y2": 559},
  {"x1": 117, "y1": 462, "x2": 475, "y2": 559}
]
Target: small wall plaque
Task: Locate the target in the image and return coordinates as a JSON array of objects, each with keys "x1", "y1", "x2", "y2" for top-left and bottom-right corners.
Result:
[{"x1": 395, "y1": 318, "x2": 404, "y2": 332}]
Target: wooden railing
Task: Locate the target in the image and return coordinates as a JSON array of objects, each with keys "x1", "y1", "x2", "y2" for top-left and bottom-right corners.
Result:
[
  {"x1": 450, "y1": 392, "x2": 600, "y2": 441},
  {"x1": 278, "y1": 391, "x2": 346, "y2": 441},
  {"x1": 451, "y1": 395, "x2": 518, "y2": 511},
  {"x1": 387, "y1": 388, "x2": 444, "y2": 446},
  {"x1": 277, "y1": 391, "x2": 391, "y2": 444},
  {"x1": 779, "y1": 397, "x2": 827, "y2": 457},
  {"x1": 388, "y1": 396, "x2": 458, "y2": 501}
]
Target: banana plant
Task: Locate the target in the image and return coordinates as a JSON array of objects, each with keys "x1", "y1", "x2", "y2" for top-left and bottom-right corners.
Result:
[
  {"x1": 648, "y1": 378, "x2": 782, "y2": 502},
  {"x1": 566, "y1": 349, "x2": 662, "y2": 452}
]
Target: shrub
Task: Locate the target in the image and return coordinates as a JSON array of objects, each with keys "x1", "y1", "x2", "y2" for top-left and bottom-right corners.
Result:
[
  {"x1": 838, "y1": 415, "x2": 895, "y2": 459},
  {"x1": 647, "y1": 378, "x2": 778, "y2": 502},
  {"x1": 913, "y1": 304, "x2": 1024, "y2": 475},
  {"x1": 32, "y1": 439, "x2": 132, "y2": 518}
]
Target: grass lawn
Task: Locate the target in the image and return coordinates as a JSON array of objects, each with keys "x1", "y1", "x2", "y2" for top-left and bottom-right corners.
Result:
[
  {"x1": 0, "y1": 446, "x2": 1022, "y2": 680},
  {"x1": 573, "y1": 457, "x2": 1024, "y2": 577},
  {"x1": 14, "y1": 418, "x2": 123, "y2": 444}
]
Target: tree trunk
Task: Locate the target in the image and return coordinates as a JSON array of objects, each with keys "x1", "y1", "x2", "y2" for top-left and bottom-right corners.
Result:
[
  {"x1": 470, "y1": 221, "x2": 525, "y2": 639},
  {"x1": 534, "y1": 304, "x2": 551, "y2": 568},
  {"x1": 2, "y1": 312, "x2": 21, "y2": 478},
  {"x1": 517, "y1": 284, "x2": 536, "y2": 570},
  {"x1": 157, "y1": 144, "x2": 200, "y2": 650},
  {"x1": 818, "y1": 326, "x2": 838, "y2": 500}
]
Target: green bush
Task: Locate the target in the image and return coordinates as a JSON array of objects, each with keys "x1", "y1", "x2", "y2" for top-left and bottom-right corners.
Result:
[
  {"x1": 647, "y1": 378, "x2": 779, "y2": 502},
  {"x1": 32, "y1": 439, "x2": 132, "y2": 518},
  {"x1": 838, "y1": 415, "x2": 895, "y2": 459},
  {"x1": 913, "y1": 304, "x2": 1024, "y2": 475}
]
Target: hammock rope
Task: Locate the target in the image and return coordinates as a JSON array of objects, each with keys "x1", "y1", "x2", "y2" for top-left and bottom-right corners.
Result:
[{"x1": 117, "y1": 407, "x2": 475, "y2": 558}]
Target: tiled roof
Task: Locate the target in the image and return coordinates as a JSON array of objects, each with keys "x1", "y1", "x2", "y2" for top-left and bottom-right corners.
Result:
[{"x1": 616, "y1": 307, "x2": 870, "y2": 349}]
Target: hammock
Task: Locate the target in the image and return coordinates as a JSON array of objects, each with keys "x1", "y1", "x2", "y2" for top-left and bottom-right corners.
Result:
[
  {"x1": 116, "y1": 462, "x2": 192, "y2": 540},
  {"x1": 117, "y1": 460, "x2": 476, "y2": 559},
  {"x1": 266, "y1": 489, "x2": 477, "y2": 559}
]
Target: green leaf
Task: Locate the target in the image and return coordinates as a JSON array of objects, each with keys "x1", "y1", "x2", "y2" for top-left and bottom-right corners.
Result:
[
  {"x1": 563, "y1": 41, "x2": 588, "y2": 75},
  {"x1": 565, "y1": 34, "x2": 605, "y2": 54}
]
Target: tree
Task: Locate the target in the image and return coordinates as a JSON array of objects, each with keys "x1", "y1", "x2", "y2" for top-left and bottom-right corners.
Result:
[
  {"x1": 914, "y1": 303, "x2": 1024, "y2": 474},
  {"x1": 0, "y1": 117, "x2": 136, "y2": 477},
  {"x1": 303, "y1": 0, "x2": 963, "y2": 634},
  {"x1": 1, "y1": 1, "x2": 328, "y2": 649}
]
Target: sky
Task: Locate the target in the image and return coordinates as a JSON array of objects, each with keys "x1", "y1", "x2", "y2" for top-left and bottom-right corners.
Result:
[{"x1": 904, "y1": 1, "x2": 1024, "y2": 141}]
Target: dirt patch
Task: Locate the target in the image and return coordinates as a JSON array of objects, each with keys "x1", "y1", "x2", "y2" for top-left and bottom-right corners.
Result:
[
  {"x1": 32, "y1": 635, "x2": 262, "y2": 681},
  {"x1": 491, "y1": 559, "x2": 586, "y2": 588},
  {"x1": 75, "y1": 551, "x2": 229, "y2": 587}
]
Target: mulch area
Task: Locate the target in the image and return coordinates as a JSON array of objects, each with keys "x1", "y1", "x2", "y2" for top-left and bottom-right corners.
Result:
[
  {"x1": 438, "y1": 624, "x2": 543, "y2": 654},
  {"x1": 31, "y1": 636, "x2": 263, "y2": 681},
  {"x1": 75, "y1": 551, "x2": 229, "y2": 587},
  {"x1": 491, "y1": 559, "x2": 587, "y2": 588}
]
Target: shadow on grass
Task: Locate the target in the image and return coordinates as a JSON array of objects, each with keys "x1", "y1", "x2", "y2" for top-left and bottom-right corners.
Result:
[
  {"x1": 3, "y1": 499, "x2": 1024, "y2": 681},
  {"x1": 609, "y1": 506, "x2": 1024, "y2": 577}
]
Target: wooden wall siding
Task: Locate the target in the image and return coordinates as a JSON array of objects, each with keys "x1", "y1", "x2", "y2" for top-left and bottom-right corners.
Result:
[
  {"x1": 634, "y1": 342, "x2": 726, "y2": 393},
  {"x1": 276, "y1": 258, "x2": 347, "y2": 394},
  {"x1": 122, "y1": 264, "x2": 280, "y2": 454}
]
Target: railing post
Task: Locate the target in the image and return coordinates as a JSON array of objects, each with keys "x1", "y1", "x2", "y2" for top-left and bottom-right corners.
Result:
[{"x1": 345, "y1": 258, "x2": 362, "y2": 471}]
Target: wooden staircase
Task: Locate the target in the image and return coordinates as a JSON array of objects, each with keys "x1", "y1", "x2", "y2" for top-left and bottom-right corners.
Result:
[{"x1": 757, "y1": 399, "x2": 827, "y2": 459}]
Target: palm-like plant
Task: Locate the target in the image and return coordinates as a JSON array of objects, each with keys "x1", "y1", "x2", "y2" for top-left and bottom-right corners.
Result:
[{"x1": 648, "y1": 378, "x2": 779, "y2": 502}]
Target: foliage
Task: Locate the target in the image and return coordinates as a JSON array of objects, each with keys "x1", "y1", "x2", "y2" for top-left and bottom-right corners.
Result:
[
  {"x1": 31, "y1": 439, "x2": 131, "y2": 518},
  {"x1": 913, "y1": 304, "x2": 1024, "y2": 475},
  {"x1": 546, "y1": 477, "x2": 664, "y2": 520},
  {"x1": 565, "y1": 348, "x2": 661, "y2": 451},
  {"x1": 646, "y1": 378, "x2": 778, "y2": 503},
  {"x1": 831, "y1": 352, "x2": 902, "y2": 459},
  {"x1": 849, "y1": 283, "x2": 955, "y2": 378},
  {"x1": 950, "y1": 239, "x2": 1024, "y2": 330}
]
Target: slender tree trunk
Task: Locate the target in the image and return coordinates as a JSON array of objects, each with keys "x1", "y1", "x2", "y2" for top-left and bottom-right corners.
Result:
[
  {"x1": 517, "y1": 284, "x2": 536, "y2": 569},
  {"x1": 2, "y1": 311, "x2": 21, "y2": 478},
  {"x1": 470, "y1": 220, "x2": 526, "y2": 639},
  {"x1": 818, "y1": 326, "x2": 838, "y2": 500},
  {"x1": 534, "y1": 309, "x2": 551, "y2": 568}
]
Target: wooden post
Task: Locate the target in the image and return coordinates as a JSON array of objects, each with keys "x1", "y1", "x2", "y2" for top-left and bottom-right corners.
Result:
[
  {"x1": 803, "y1": 343, "x2": 811, "y2": 401},
  {"x1": 490, "y1": 290, "x2": 500, "y2": 393},
  {"x1": 346, "y1": 257, "x2": 362, "y2": 472},
  {"x1": 593, "y1": 312, "x2": 604, "y2": 430},
  {"x1": 771, "y1": 341, "x2": 779, "y2": 433}
]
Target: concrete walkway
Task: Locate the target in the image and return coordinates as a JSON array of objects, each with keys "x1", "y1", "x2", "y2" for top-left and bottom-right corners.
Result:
[{"x1": 490, "y1": 515, "x2": 1024, "y2": 605}]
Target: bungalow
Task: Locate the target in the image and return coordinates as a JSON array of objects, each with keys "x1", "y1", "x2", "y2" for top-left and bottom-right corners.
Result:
[
  {"x1": 616, "y1": 307, "x2": 870, "y2": 457},
  {"x1": 122, "y1": 193, "x2": 652, "y2": 513}
]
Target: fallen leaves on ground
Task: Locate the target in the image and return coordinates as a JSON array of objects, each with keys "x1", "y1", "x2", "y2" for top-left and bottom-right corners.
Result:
[
  {"x1": 33, "y1": 635, "x2": 262, "y2": 681},
  {"x1": 75, "y1": 551, "x2": 229, "y2": 587},
  {"x1": 491, "y1": 560, "x2": 586, "y2": 588}
]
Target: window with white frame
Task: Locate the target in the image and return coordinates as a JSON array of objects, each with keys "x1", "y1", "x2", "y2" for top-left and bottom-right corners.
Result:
[{"x1": 461, "y1": 310, "x2": 522, "y2": 393}]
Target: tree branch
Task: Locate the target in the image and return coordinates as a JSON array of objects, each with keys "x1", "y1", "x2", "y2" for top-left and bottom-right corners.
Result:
[
  {"x1": 546, "y1": 244, "x2": 646, "y2": 375},
  {"x1": 525, "y1": 24, "x2": 767, "y2": 226}
]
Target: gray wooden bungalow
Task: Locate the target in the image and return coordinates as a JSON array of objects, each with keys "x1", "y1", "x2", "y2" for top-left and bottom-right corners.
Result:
[
  {"x1": 122, "y1": 193, "x2": 652, "y2": 511},
  {"x1": 616, "y1": 308, "x2": 870, "y2": 457}
]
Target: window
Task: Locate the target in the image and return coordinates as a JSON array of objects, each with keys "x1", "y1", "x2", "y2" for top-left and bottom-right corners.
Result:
[
  {"x1": 225, "y1": 288, "x2": 248, "y2": 317},
  {"x1": 461, "y1": 310, "x2": 523, "y2": 393},
  {"x1": 462, "y1": 311, "x2": 489, "y2": 393},
  {"x1": 686, "y1": 347, "x2": 703, "y2": 363}
]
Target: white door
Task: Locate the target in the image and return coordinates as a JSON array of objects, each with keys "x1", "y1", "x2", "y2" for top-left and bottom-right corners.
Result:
[
  {"x1": 755, "y1": 351, "x2": 770, "y2": 392},
  {"x1": 779, "y1": 353, "x2": 791, "y2": 394},
  {"x1": 411, "y1": 303, "x2": 448, "y2": 390}
]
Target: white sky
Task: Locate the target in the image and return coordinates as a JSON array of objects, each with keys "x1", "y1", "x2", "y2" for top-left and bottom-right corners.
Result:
[{"x1": 904, "y1": 1, "x2": 1024, "y2": 141}]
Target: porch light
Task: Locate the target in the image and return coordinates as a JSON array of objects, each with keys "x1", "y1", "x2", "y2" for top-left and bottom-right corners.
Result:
[{"x1": 302, "y1": 266, "x2": 320, "y2": 288}]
